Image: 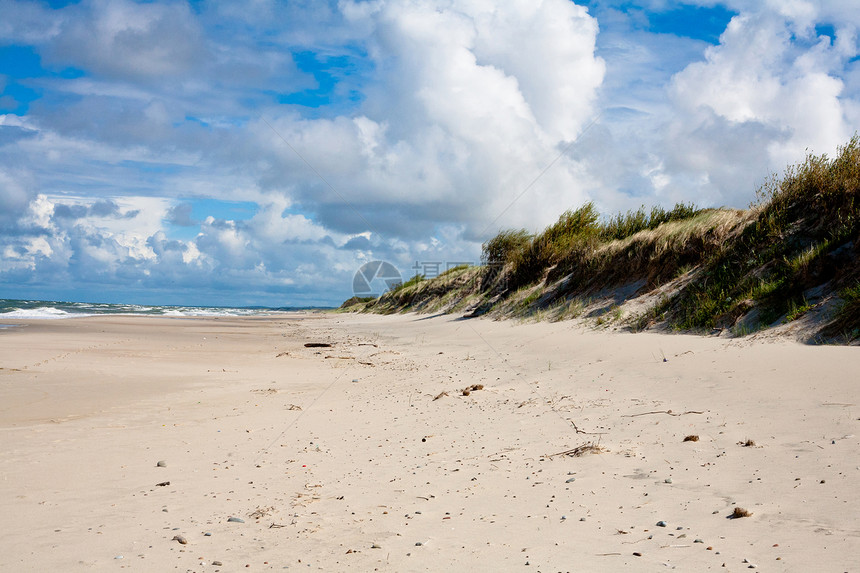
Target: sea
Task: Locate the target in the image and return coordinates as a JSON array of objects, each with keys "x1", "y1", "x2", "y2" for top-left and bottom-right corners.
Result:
[{"x1": 0, "y1": 298, "x2": 315, "y2": 327}]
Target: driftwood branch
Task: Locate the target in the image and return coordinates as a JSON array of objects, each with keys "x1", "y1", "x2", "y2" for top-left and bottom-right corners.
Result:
[
  {"x1": 622, "y1": 409, "x2": 704, "y2": 418},
  {"x1": 571, "y1": 420, "x2": 607, "y2": 435},
  {"x1": 548, "y1": 442, "x2": 605, "y2": 458}
]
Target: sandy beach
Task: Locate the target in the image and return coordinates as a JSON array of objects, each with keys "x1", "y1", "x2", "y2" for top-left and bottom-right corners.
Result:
[{"x1": 0, "y1": 312, "x2": 858, "y2": 572}]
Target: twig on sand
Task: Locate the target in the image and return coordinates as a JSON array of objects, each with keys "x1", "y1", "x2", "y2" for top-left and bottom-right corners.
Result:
[
  {"x1": 623, "y1": 409, "x2": 704, "y2": 418},
  {"x1": 571, "y1": 420, "x2": 607, "y2": 435},
  {"x1": 433, "y1": 391, "x2": 449, "y2": 401},
  {"x1": 548, "y1": 442, "x2": 605, "y2": 458},
  {"x1": 269, "y1": 523, "x2": 287, "y2": 528}
]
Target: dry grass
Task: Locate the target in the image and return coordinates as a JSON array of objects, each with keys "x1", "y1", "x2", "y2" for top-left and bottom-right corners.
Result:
[
  {"x1": 550, "y1": 442, "x2": 605, "y2": 458},
  {"x1": 359, "y1": 137, "x2": 860, "y2": 341}
]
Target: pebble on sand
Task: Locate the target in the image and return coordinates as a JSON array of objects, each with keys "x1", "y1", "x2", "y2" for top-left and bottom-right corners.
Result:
[
  {"x1": 656, "y1": 521, "x2": 667, "y2": 527},
  {"x1": 156, "y1": 460, "x2": 167, "y2": 467},
  {"x1": 172, "y1": 535, "x2": 187, "y2": 545},
  {"x1": 227, "y1": 517, "x2": 245, "y2": 523}
]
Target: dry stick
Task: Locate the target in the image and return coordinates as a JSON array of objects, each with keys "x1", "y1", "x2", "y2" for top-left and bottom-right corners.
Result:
[
  {"x1": 548, "y1": 443, "x2": 604, "y2": 458},
  {"x1": 622, "y1": 410, "x2": 705, "y2": 418},
  {"x1": 571, "y1": 420, "x2": 606, "y2": 435}
]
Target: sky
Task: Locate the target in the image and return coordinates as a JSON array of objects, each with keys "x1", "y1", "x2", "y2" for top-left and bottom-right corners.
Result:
[{"x1": 1, "y1": 0, "x2": 858, "y2": 307}]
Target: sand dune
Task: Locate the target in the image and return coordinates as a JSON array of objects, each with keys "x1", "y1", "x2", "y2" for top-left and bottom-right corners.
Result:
[{"x1": 0, "y1": 313, "x2": 857, "y2": 571}]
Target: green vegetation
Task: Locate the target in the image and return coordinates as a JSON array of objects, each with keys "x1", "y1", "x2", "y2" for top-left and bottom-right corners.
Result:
[
  {"x1": 337, "y1": 296, "x2": 377, "y2": 311},
  {"x1": 391, "y1": 273, "x2": 425, "y2": 293},
  {"x1": 346, "y1": 135, "x2": 860, "y2": 343},
  {"x1": 672, "y1": 135, "x2": 860, "y2": 332},
  {"x1": 599, "y1": 203, "x2": 702, "y2": 241},
  {"x1": 481, "y1": 229, "x2": 531, "y2": 265},
  {"x1": 823, "y1": 282, "x2": 860, "y2": 341}
]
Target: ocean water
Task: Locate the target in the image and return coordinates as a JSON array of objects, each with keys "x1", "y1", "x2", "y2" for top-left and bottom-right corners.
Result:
[{"x1": 0, "y1": 298, "x2": 307, "y2": 323}]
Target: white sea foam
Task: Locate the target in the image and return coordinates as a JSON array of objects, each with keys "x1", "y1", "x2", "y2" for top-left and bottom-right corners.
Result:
[
  {"x1": 0, "y1": 307, "x2": 91, "y2": 320},
  {"x1": 0, "y1": 299, "x2": 291, "y2": 320},
  {"x1": 162, "y1": 307, "x2": 263, "y2": 317}
]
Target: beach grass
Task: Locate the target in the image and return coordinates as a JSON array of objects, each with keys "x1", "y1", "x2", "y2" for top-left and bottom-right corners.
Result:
[{"x1": 350, "y1": 135, "x2": 860, "y2": 343}]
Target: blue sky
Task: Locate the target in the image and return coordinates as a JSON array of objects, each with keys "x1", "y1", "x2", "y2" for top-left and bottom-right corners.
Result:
[{"x1": 1, "y1": 0, "x2": 858, "y2": 307}]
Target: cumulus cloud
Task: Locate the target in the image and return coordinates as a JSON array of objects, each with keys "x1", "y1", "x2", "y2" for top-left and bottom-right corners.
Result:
[
  {"x1": 1, "y1": 0, "x2": 858, "y2": 306},
  {"x1": 42, "y1": 0, "x2": 207, "y2": 81},
  {"x1": 0, "y1": 168, "x2": 36, "y2": 230},
  {"x1": 253, "y1": 0, "x2": 605, "y2": 239},
  {"x1": 572, "y1": 1, "x2": 859, "y2": 210},
  {"x1": 660, "y1": 7, "x2": 857, "y2": 204}
]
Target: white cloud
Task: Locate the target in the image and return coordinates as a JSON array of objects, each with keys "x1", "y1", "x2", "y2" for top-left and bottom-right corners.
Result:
[
  {"x1": 44, "y1": 0, "x2": 207, "y2": 81},
  {"x1": 256, "y1": 0, "x2": 605, "y2": 237},
  {"x1": 663, "y1": 8, "x2": 855, "y2": 203},
  {"x1": 2, "y1": 0, "x2": 859, "y2": 306}
]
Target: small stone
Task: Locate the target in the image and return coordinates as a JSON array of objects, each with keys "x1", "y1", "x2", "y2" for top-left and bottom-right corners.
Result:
[
  {"x1": 371, "y1": 543, "x2": 381, "y2": 549},
  {"x1": 579, "y1": 517, "x2": 586, "y2": 522},
  {"x1": 676, "y1": 526, "x2": 683, "y2": 530},
  {"x1": 565, "y1": 478, "x2": 576, "y2": 483},
  {"x1": 156, "y1": 460, "x2": 167, "y2": 467},
  {"x1": 694, "y1": 539, "x2": 704, "y2": 543},
  {"x1": 633, "y1": 552, "x2": 642, "y2": 557},
  {"x1": 204, "y1": 532, "x2": 212, "y2": 536},
  {"x1": 114, "y1": 556, "x2": 123, "y2": 560},
  {"x1": 560, "y1": 515, "x2": 567, "y2": 520},
  {"x1": 656, "y1": 521, "x2": 667, "y2": 527},
  {"x1": 227, "y1": 517, "x2": 245, "y2": 523},
  {"x1": 212, "y1": 561, "x2": 223, "y2": 566},
  {"x1": 415, "y1": 542, "x2": 423, "y2": 546},
  {"x1": 664, "y1": 478, "x2": 673, "y2": 484},
  {"x1": 172, "y1": 535, "x2": 187, "y2": 545}
]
